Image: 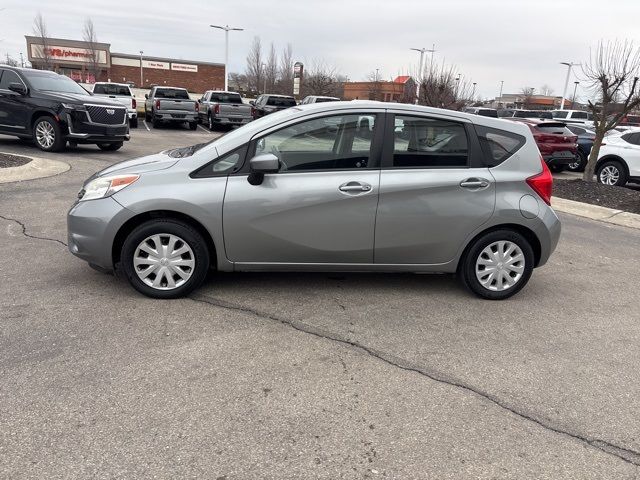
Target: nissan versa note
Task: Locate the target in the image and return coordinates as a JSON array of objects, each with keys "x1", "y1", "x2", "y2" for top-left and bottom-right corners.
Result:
[{"x1": 67, "y1": 101, "x2": 561, "y2": 300}]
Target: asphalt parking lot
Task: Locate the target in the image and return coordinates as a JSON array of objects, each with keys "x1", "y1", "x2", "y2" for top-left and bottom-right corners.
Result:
[{"x1": 1, "y1": 127, "x2": 640, "y2": 479}]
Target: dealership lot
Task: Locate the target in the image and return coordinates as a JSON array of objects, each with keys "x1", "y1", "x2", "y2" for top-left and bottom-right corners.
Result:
[{"x1": 1, "y1": 129, "x2": 640, "y2": 478}]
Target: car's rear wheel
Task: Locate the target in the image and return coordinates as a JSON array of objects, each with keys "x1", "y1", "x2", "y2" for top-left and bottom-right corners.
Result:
[
  {"x1": 208, "y1": 113, "x2": 215, "y2": 131},
  {"x1": 567, "y1": 150, "x2": 587, "y2": 172},
  {"x1": 549, "y1": 164, "x2": 565, "y2": 173},
  {"x1": 460, "y1": 229, "x2": 534, "y2": 300},
  {"x1": 596, "y1": 160, "x2": 627, "y2": 186},
  {"x1": 97, "y1": 142, "x2": 123, "y2": 151},
  {"x1": 189, "y1": 121, "x2": 198, "y2": 130},
  {"x1": 121, "y1": 219, "x2": 210, "y2": 299},
  {"x1": 130, "y1": 118, "x2": 138, "y2": 128},
  {"x1": 32, "y1": 116, "x2": 65, "y2": 152}
]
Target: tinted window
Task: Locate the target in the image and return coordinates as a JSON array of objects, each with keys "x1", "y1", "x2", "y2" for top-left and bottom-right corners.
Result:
[
  {"x1": 621, "y1": 133, "x2": 640, "y2": 145},
  {"x1": 155, "y1": 88, "x2": 190, "y2": 99},
  {"x1": 536, "y1": 124, "x2": 573, "y2": 135},
  {"x1": 571, "y1": 111, "x2": 588, "y2": 119},
  {"x1": 255, "y1": 114, "x2": 376, "y2": 171},
  {"x1": 209, "y1": 92, "x2": 243, "y2": 104},
  {"x1": 22, "y1": 70, "x2": 88, "y2": 94},
  {"x1": 0, "y1": 69, "x2": 21, "y2": 89},
  {"x1": 552, "y1": 111, "x2": 568, "y2": 119},
  {"x1": 476, "y1": 125, "x2": 526, "y2": 167},
  {"x1": 567, "y1": 125, "x2": 586, "y2": 135},
  {"x1": 393, "y1": 116, "x2": 468, "y2": 168},
  {"x1": 191, "y1": 145, "x2": 247, "y2": 178},
  {"x1": 315, "y1": 97, "x2": 339, "y2": 103},
  {"x1": 93, "y1": 84, "x2": 131, "y2": 96},
  {"x1": 266, "y1": 96, "x2": 296, "y2": 107},
  {"x1": 477, "y1": 109, "x2": 499, "y2": 118}
]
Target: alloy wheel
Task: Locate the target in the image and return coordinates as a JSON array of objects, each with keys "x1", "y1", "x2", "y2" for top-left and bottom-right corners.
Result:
[
  {"x1": 133, "y1": 234, "x2": 195, "y2": 290},
  {"x1": 35, "y1": 121, "x2": 55, "y2": 149},
  {"x1": 475, "y1": 241, "x2": 525, "y2": 292},
  {"x1": 599, "y1": 165, "x2": 620, "y2": 185}
]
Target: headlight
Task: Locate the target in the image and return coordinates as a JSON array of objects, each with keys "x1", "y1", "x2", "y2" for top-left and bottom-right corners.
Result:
[
  {"x1": 79, "y1": 174, "x2": 139, "y2": 201},
  {"x1": 61, "y1": 103, "x2": 86, "y2": 111}
]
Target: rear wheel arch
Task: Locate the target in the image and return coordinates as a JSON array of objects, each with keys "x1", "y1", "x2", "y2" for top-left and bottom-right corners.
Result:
[
  {"x1": 596, "y1": 155, "x2": 629, "y2": 175},
  {"x1": 458, "y1": 223, "x2": 542, "y2": 270},
  {"x1": 112, "y1": 210, "x2": 217, "y2": 270}
]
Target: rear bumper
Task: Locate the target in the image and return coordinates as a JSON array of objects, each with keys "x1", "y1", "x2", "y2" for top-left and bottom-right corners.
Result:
[
  {"x1": 543, "y1": 152, "x2": 578, "y2": 166},
  {"x1": 155, "y1": 111, "x2": 198, "y2": 122},
  {"x1": 214, "y1": 116, "x2": 252, "y2": 125}
]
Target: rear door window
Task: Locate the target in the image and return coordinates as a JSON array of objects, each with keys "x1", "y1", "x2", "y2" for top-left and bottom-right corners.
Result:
[
  {"x1": 0, "y1": 69, "x2": 22, "y2": 90},
  {"x1": 475, "y1": 126, "x2": 526, "y2": 167}
]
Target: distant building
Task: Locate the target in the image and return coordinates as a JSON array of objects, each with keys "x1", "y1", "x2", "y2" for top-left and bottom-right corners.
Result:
[
  {"x1": 491, "y1": 93, "x2": 571, "y2": 110},
  {"x1": 25, "y1": 36, "x2": 225, "y2": 92},
  {"x1": 343, "y1": 76, "x2": 416, "y2": 103}
]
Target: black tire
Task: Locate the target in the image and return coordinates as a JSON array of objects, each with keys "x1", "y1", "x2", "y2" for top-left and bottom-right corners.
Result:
[
  {"x1": 121, "y1": 219, "x2": 210, "y2": 299},
  {"x1": 459, "y1": 229, "x2": 535, "y2": 300},
  {"x1": 596, "y1": 159, "x2": 628, "y2": 186},
  {"x1": 144, "y1": 109, "x2": 151, "y2": 122},
  {"x1": 130, "y1": 118, "x2": 138, "y2": 129},
  {"x1": 152, "y1": 116, "x2": 160, "y2": 128},
  {"x1": 208, "y1": 113, "x2": 216, "y2": 131},
  {"x1": 32, "y1": 116, "x2": 65, "y2": 152},
  {"x1": 189, "y1": 121, "x2": 198, "y2": 130},
  {"x1": 97, "y1": 142, "x2": 123, "y2": 151},
  {"x1": 549, "y1": 164, "x2": 565, "y2": 173},
  {"x1": 567, "y1": 150, "x2": 587, "y2": 172}
]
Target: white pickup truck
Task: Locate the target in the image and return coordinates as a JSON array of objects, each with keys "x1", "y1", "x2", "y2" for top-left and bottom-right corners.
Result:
[
  {"x1": 92, "y1": 82, "x2": 138, "y2": 128},
  {"x1": 144, "y1": 86, "x2": 199, "y2": 130}
]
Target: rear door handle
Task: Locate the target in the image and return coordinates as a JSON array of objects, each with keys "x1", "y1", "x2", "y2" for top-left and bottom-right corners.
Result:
[
  {"x1": 460, "y1": 178, "x2": 490, "y2": 189},
  {"x1": 339, "y1": 181, "x2": 372, "y2": 193}
]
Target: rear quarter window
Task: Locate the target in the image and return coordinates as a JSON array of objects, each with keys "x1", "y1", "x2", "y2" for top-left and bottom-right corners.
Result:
[{"x1": 475, "y1": 125, "x2": 526, "y2": 167}]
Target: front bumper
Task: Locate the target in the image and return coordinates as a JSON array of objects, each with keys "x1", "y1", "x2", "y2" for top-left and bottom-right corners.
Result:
[
  {"x1": 64, "y1": 112, "x2": 130, "y2": 144},
  {"x1": 67, "y1": 197, "x2": 135, "y2": 271}
]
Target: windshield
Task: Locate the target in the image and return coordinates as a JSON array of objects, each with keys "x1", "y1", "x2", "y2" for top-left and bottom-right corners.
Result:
[
  {"x1": 93, "y1": 84, "x2": 131, "y2": 96},
  {"x1": 155, "y1": 88, "x2": 190, "y2": 99},
  {"x1": 22, "y1": 70, "x2": 88, "y2": 95}
]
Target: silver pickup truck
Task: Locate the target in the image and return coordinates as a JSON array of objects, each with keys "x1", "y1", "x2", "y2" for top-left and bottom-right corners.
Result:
[
  {"x1": 92, "y1": 82, "x2": 138, "y2": 128},
  {"x1": 144, "y1": 86, "x2": 199, "y2": 130},
  {"x1": 197, "y1": 90, "x2": 253, "y2": 130}
]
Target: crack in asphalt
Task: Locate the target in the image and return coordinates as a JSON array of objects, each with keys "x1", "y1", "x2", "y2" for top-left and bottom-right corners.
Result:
[
  {"x1": 190, "y1": 293, "x2": 640, "y2": 467},
  {"x1": 0, "y1": 214, "x2": 67, "y2": 247}
]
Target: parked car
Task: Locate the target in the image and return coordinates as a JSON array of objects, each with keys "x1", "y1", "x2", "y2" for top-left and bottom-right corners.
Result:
[
  {"x1": 507, "y1": 119, "x2": 578, "y2": 172},
  {"x1": 92, "y1": 82, "x2": 138, "y2": 128},
  {"x1": 463, "y1": 107, "x2": 499, "y2": 118},
  {"x1": 551, "y1": 109, "x2": 594, "y2": 127},
  {"x1": 68, "y1": 101, "x2": 560, "y2": 301},
  {"x1": 251, "y1": 94, "x2": 297, "y2": 118},
  {"x1": 0, "y1": 66, "x2": 129, "y2": 152},
  {"x1": 595, "y1": 128, "x2": 640, "y2": 186},
  {"x1": 508, "y1": 110, "x2": 554, "y2": 120},
  {"x1": 565, "y1": 125, "x2": 596, "y2": 172},
  {"x1": 618, "y1": 114, "x2": 640, "y2": 128},
  {"x1": 300, "y1": 95, "x2": 340, "y2": 104},
  {"x1": 144, "y1": 87, "x2": 198, "y2": 129},
  {"x1": 197, "y1": 90, "x2": 253, "y2": 130}
]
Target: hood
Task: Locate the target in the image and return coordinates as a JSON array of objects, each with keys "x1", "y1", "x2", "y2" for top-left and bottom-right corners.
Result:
[
  {"x1": 37, "y1": 91, "x2": 123, "y2": 107},
  {"x1": 93, "y1": 152, "x2": 180, "y2": 178}
]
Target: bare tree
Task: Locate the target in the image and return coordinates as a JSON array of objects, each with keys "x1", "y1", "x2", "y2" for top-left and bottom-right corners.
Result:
[
  {"x1": 539, "y1": 84, "x2": 555, "y2": 96},
  {"x1": 582, "y1": 40, "x2": 640, "y2": 181},
  {"x1": 303, "y1": 60, "x2": 339, "y2": 96},
  {"x1": 264, "y1": 42, "x2": 278, "y2": 94},
  {"x1": 82, "y1": 18, "x2": 101, "y2": 82},
  {"x1": 365, "y1": 70, "x2": 383, "y2": 101},
  {"x1": 520, "y1": 87, "x2": 535, "y2": 108},
  {"x1": 1, "y1": 53, "x2": 19, "y2": 66},
  {"x1": 418, "y1": 63, "x2": 474, "y2": 110},
  {"x1": 229, "y1": 72, "x2": 248, "y2": 93},
  {"x1": 245, "y1": 36, "x2": 263, "y2": 95},
  {"x1": 33, "y1": 12, "x2": 52, "y2": 70},
  {"x1": 277, "y1": 43, "x2": 294, "y2": 95}
]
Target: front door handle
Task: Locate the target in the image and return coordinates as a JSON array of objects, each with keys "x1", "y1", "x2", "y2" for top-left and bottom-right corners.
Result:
[
  {"x1": 460, "y1": 178, "x2": 490, "y2": 189},
  {"x1": 339, "y1": 181, "x2": 372, "y2": 193}
]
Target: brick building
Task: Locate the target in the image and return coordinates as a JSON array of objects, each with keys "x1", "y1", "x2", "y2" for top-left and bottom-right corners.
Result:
[
  {"x1": 25, "y1": 36, "x2": 225, "y2": 93},
  {"x1": 343, "y1": 76, "x2": 416, "y2": 103}
]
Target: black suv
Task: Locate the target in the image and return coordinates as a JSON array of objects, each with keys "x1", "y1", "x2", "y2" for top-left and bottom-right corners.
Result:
[
  {"x1": 250, "y1": 94, "x2": 297, "y2": 118},
  {"x1": 0, "y1": 67, "x2": 129, "y2": 152}
]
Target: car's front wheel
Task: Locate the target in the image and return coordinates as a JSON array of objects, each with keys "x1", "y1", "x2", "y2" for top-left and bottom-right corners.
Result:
[
  {"x1": 460, "y1": 229, "x2": 534, "y2": 300},
  {"x1": 596, "y1": 160, "x2": 628, "y2": 186},
  {"x1": 121, "y1": 219, "x2": 210, "y2": 299},
  {"x1": 33, "y1": 116, "x2": 65, "y2": 152}
]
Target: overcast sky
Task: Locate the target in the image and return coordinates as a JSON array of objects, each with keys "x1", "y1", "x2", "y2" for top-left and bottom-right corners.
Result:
[{"x1": 1, "y1": 0, "x2": 639, "y2": 100}]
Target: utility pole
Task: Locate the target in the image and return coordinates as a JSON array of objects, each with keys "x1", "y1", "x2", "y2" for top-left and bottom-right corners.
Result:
[
  {"x1": 498, "y1": 80, "x2": 504, "y2": 107},
  {"x1": 472, "y1": 82, "x2": 477, "y2": 100},
  {"x1": 210, "y1": 24, "x2": 244, "y2": 91},
  {"x1": 559, "y1": 61, "x2": 579, "y2": 110},
  {"x1": 19, "y1": 52, "x2": 24, "y2": 68},
  {"x1": 572, "y1": 81, "x2": 579, "y2": 109},
  {"x1": 139, "y1": 50, "x2": 144, "y2": 88}
]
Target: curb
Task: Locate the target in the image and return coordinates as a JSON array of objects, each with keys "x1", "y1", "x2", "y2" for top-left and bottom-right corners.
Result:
[
  {"x1": 0, "y1": 152, "x2": 70, "y2": 184},
  {"x1": 552, "y1": 196, "x2": 640, "y2": 230}
]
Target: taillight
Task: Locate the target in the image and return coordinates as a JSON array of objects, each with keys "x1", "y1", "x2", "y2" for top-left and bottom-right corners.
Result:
[
  {"x1": 214, "y1": 104, "x2": 220, "y2": 114},
  {"x1": 155, "y1": 99, "x2": 160, "y2": 109},
  {"x1": 195, "y1": 101, "x2": 199, "y2": 113},
  {"x1": 132, "y1": 98, "x2": 136, "y2": 109},
  {"x1": 251, "y1": 106, "x2": 256, "y2": 118},
  {"x1": 526, "y1": 156, "x2": 553, "y2": 206}
]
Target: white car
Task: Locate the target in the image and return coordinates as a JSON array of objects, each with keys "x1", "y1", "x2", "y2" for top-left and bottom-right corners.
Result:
[
  {"x1": 299, "y1": 95, "x2": 340, "y2": 104},
  {"x1": 551, "y1": 109, "x2": 594, "y2": 127},
  {"x1": 596, "y1": 128, "x2": 640, "y2": 186},
  {"x1": 92, "y1": 82, "x2": 138, "y2": 128}
]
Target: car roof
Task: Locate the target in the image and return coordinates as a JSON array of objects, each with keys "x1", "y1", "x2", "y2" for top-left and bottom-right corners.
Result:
[
  {"x1": 207, "y1": 90, "x2": 240, "y2": 94},
  {"x1": 95, "y1": 82, "x2": 130, "y2": 86},
  {"x1": 264, "y1": 94, "x2": 295, "y2": 98}
]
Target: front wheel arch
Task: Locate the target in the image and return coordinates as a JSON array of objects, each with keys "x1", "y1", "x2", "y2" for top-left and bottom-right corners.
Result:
[
  {"x1": 595, "y1": 155, "x2": 629, "y2": 177},
  {"x1": 112, "y1": 210, "x2": 217, "y2": 271}
]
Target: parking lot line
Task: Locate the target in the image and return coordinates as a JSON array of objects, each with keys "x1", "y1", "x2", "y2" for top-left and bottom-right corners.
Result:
[
  {"x1": 197, "y1": 124, "x2": 210, "y2": 133},
  {"x1": 142, "y1": 120, "x2": 151, "y2": 132}
]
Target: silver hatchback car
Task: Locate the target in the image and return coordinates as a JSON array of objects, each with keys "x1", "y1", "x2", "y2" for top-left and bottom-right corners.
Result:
[{"x1": 68, "y1": 101, "x2": 560, "y2": 300}]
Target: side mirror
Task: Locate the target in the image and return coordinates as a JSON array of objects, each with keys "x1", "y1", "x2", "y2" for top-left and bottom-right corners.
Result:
[
  {"x1": 8, "y1": 82, "x2": 27, "y2": 95},
  {"x1": 144, "y1": 94, "x2": 149, "y2": 99},
  {"x1": 248, "y1": 153, "x2": 279, "y2": 185},
  {"x1": 249, "y1": 100, "x2": 255, "y2": 106}
]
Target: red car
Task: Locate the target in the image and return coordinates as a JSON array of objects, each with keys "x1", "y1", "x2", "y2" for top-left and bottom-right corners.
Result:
[{"x1": 506, "y1": 118, "x2": 578, "y2": 172}]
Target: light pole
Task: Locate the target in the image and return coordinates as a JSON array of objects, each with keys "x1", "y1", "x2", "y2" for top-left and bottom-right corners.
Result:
[
  {"x1": 559, "y1": 61, "x2": 579, "y2": 110},
  {"x1": 262, "y1": 63, "x2": 267, "y2": 94},
  {"x1": 498, "y1": 80, "x2": 504, "y2": 107},
  {"x1": 19, "y1": 52, "x2": 24, "y2": 68},
  {"x1": 472, "y1": 82, "x2": 477, "y2": 100},
  {"x1": 572, "y1": 81, "x2": 579, "y2": 109},
  {"x1": 411, "y1": 47, "x2": 427, "y2": 104},
  {"x1": 210, "y1": 24, "x2": 244, "y2": 92},
  {"x1": 139, "y1": 50, "x2": 143, "y2": 88}
]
